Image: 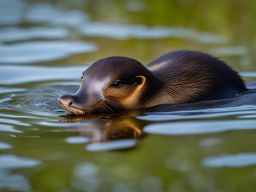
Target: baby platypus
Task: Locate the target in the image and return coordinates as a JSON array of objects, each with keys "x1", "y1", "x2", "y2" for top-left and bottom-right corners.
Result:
[{"x1": 58, "y1": 50, "x2": 247, "y2": 115}]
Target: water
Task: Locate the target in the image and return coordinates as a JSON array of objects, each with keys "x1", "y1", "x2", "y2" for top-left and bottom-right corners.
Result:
[{"x1": 0, "y1": 0, "x2": 256, "y2": 191}]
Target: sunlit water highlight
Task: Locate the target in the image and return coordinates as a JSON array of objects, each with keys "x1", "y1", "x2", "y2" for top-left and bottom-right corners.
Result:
[
  {"x1": 0, "y1": 41, "x2": 97, "y2": 63},
  {"x1": 0, "y1": 27, "x2": 69, "y2": 42},
  {"x1": 203, "y1": 153, "x2": 256, "y2": 168}
]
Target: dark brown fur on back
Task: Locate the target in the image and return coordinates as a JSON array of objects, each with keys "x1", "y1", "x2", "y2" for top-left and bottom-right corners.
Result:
[
  {"x1": 146, "y1": 50, "x2": 247, "y2": 105},
  {"x1": 58, "y1": 50, "x2": 248, "y2": 115}
]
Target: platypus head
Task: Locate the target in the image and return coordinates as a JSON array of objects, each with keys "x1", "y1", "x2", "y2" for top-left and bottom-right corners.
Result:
[{"x1": 58, "y1": 57, "x2": 156, "y2": 115}]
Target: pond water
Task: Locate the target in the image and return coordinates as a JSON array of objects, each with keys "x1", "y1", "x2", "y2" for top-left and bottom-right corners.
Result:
[{"x1": 0, "y1": 0, "x2": 256, "y2": 191}]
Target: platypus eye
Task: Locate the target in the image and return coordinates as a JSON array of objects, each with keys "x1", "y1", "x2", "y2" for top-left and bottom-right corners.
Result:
[{"x1": 111, "y1": 80, "x2": 121, "y2": 88}]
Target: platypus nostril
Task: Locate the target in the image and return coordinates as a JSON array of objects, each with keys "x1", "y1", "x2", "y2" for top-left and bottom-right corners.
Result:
[
  {"x1": 58, "y1": 95, "x2": 74, "y2": 107},
  {"x1": 58, "y1": 95, "x2": 84, "y2": 114}
]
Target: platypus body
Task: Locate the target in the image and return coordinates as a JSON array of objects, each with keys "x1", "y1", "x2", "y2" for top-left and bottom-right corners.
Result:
[{"x1": 58, "y1": 50, "x2": 247, "y2": 115}]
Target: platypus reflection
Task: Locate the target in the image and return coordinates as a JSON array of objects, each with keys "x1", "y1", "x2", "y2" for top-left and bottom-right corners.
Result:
[
  {"x1": 61, "y1": 116, "x2": 143, "y2": 142},
  {"x1": 58, "y1": 50, "x2": 247, "y2": 115}
]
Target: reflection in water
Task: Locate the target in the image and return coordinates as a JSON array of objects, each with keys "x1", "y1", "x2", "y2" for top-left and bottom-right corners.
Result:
[
  {"x1": 140, "y1": 176, "x2": 163, "y2": 192},
  {"x1": 0, "y1": 124, "x2": 22, "y2": 133},
  {"x1": 73, "y1": 163, "x2": 100, "y2": 192},
  {"x1": 0, "y1": 154, "x2": 41, "y2": 169},
  {"x1": 0, "y1": 142, "x2": 12, "y2": 150},
  {"x1": 26, "y1": 3, "x2": 88, "y2": 27},
  {"x1": 199, "y1": 138, "x2": 223, "y2": 148},
  {"x1": 0, "y1": 41, "x2": 97, "y2": 63},
  {"x1": 0, "y1": 117, "x2": 30, "y2": 126},
  {"x1": 144, "y1": 119, "x2": 256, "y2": 135},
  {"x1": 79, "y1": 22, "x2": 227, "y2": 43},
  {"x1": 0, "y1": 65, "x2": 83, "y2": 85},
  {"x1": 138, "y1": 107, "x2": 256, "y2": 121},
  {"x1": 0, "y1": 0, "x2": 256, "y2": 190},
  {"x1": 0, "y1": 154, "x2": 40, "y2": 191},
  {"x1": 139, "y1": 91, "x2": 256, "y2": 121},
  {"x1": 203, "y1": 153, "x2": 256, "y2": 168},
  {"x1": 61, "y1": 115, "x2": 143, "y2": 151},
  {"x1": 73, "y1": 162, "x2": 164, "y2": 192},
  {"x1": 86, "y1": 139, "x2": 137, "y2": 152},
  {"x1": 0, "y1": 27, "x2": 69, "y2": 42},
  {"x1": 0, "y1": 171, "x2": 30, "y2": 191},
  {"x1": 65, "y1": 136, "x2": 89, "y2": 144},
  {"x1": 0, "y1": 0, "x2": 25, "y2": 25},
  {"x1": 60, "y1": 92, "x2": 256, "y2": 149}
]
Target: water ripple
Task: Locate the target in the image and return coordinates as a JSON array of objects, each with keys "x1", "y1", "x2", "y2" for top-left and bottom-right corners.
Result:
[
  {"x1": 79, "y1": 22, "x2": 227, "y2": 43},
  {"x1": 138, "y1": 105, "x2": 256, "y2": 121},
  {"x1": 0, "y1": 118, "x2": 30, "y2": 127},
  {"x1": 199, "y1": 138, "x2": 223, "y2": 148},
  {"x1": 0, "y1": 171, "x2": 30, "y2": 191},
  {"x1": 0, "y1": 154, "x2": 41, "y2": 169},
  {"x1": 241, "y1": 72, "x2": 256, "y2": 78},
  {"x1": 86, "y1": 139, "x2": 137, "y2": 151},
  {"x1": 65, "y1": 136, "x2": 89, "y2": 144},
  {"x1": 0, "y1": 41, "x2": 97, "y2": 63},
  {"x1": 0, "y1": 83, "x2": 79, "y2": 118},
  {"x1": 0, "y1": 142, "x2": 12, "y2": 150},
  {"x1": 144, "y1": 120, "x2": 256, "y2": 135},
  {"x1": 202, "y1": 153, "x2": 256, "y2": 168},
  {"x1": 0, "y1": 93, "x2": 59, "y2": 118},
  {"x1": 0, "y1": 65, "x2": 83, "y2": 85},
  {"x1": 0, "y1": 124, "x2": 21, "y2": 133},
  {"x1": 138, "y1": 110, "x2": 256, "y2": 121},
  {"x1": 26, "y1": 3, "x2": 88, "y2": 27},
  {"x1": 0, "y1": 87, "x2": 26, "y2": 94},
  {"x1": 0, "y1": 0, "x2": 25, "y2": 25},
  {"x1": 0, "y1": 27, "x2": 69, "y2": 42},
  {"x1": 73, "y1": 163, "x2": 99, "y2": 191}
]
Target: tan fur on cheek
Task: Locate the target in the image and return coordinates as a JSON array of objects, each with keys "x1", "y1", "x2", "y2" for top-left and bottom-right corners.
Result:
[
  {"x1": 121, "y1": 76, "x2": 146, "y2": 108},
  {"x1": 103, "y1": 76, "x2": 146, "y2": 109},
  {"x1": 104, "y1": 87, "x2": 130, "y2": 100},
  {"x1": 120, "y1": 86, "x2": 141, "y2": 108}
]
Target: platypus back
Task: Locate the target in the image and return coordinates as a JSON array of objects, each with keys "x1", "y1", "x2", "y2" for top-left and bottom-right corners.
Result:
[{"x1": 146, "y1": 50, "x2": 247, "y2": 103}]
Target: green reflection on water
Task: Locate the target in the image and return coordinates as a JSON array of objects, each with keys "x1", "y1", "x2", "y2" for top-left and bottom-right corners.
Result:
[{"x1": 0, "y1": 0, "x2": 256, "y2": 191}]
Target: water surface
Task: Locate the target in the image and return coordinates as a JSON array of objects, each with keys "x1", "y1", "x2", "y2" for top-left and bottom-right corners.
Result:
[{"x1": 1, "y1": 0, "x2": 256, "y2": 191}]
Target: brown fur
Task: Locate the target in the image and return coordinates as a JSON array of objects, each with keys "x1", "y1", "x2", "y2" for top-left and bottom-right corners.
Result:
[{"x1": 58, "y1": 50, "x2": 247, "y2": 114}]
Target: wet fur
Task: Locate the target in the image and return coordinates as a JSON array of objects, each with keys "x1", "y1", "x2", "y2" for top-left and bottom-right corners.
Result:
[
  {"x1": 145, "y1": 50, "x2": 247, "y2": 106},
  {"x1": 59, "y1": 50, "x2": 247, "y2": 114}
]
